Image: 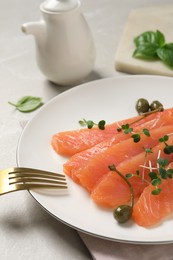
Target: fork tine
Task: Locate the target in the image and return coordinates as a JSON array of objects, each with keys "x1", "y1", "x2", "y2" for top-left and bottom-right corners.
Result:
[
  {"x1": 11, "y1": 167, "x2": 65, "y2": 178},
  {"x1": 9, "y1": 177, "x2": 67, "y2": 185},
  {"x1": 9, "y1": 172, "x2": 66, "y2": 180},
  {"x1": 12, "y1": 183, "x2": 68, "y2": 191}
]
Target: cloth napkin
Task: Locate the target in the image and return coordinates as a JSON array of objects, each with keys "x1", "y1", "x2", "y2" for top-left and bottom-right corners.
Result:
[
  {"x1": 79, "y1": 232, "x2": 173, "y2": 260},
  {"x1": 20, "y1": 120, "x2": 173, "y2": 260}
]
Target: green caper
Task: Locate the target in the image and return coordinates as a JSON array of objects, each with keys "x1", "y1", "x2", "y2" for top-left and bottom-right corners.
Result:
[
  {"x1": 150, "y1": 100, "x2": 163, "y2": 111},
  {"x1": 113, "y1": 205, "x2": 133, "y2": 223},
  {"x1": 135, "y1": 98, "x2": 150, "y2": 114}
]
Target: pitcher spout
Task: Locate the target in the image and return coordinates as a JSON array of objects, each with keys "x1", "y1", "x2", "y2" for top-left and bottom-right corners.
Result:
[{"x1": 21, "y1": 21, "x2": 45, "y2": 37}]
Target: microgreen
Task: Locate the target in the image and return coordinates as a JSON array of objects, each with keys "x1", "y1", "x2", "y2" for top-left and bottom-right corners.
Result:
[
  {"x1": 79, "y1": 119, "x2": 106, "y2": 130},
  {"x1": 157, "y1": 158, "x2": 169, "y2": 167},
  {"x1": 159, "y1": 135, "x2": 169, "y2": 143},
  {"x1": 98, "y1": 120, "x2": 106, "y2": 130},
  {"x1": 121, "y1": 124, "x2": 133, "y2": 134},
  {"x1": 167, "y1": 169, "x2": 173, "y2": 178},
  {"x1": 142, "y1": 128, "x2": 150, "y2": 137},
  {"x1": 146, "y1": 157, "x2": 173, "y2": 194},
  {"x1": 159, "y1": 167, "x2": 168, "y2": 179},
  {"x1": 118, "y1": 124, "x2": 151, "y2": 143},
  {"x1": 149, "y1": 171, "x2": 158, "y2": 180},
  {"x1": 8, "y1": 96, "x2": 43, "y2": 112},
  {"x1": 164, "y1": 145, "x2": 173, "y2": 154},
  {"x1": 133, "y1": 30, "x2": 173, "y2": 69},
  {"x1": 151, "y1": 188, "x2": 162, "y2": 195},
  {"x1": 125, "y1": 171, "x2": 143, "y2": 180},
  {"x1": 131, "y1": 133, "x2": 141, "y2": 143},
  {"x1": 151, "y1": 177, "x2": 162, "y2": 186},
  {"x1": 78, "y1": 119, "x2": 94, "y2": 129},
  {"x1": 144, "y1": 148, "x2": 153, "y2": 155},
  {"x1": 159, "y1": 135, "x2": 173, "y2": 154},
  {"x1": 126, "y1": 173, "x2": 133, "y2": 179}
]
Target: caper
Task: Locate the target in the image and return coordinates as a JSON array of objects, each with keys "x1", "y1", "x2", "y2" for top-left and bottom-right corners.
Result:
[
  {"x1": 113, "y1": 205, "x2": 133, "y2": 223},
  {"x1": 135, "y1": 98, "x2": 150, "y2": 114},
  {"x1": 150, "y1": 100, "x2": 163, "y2": 111}
]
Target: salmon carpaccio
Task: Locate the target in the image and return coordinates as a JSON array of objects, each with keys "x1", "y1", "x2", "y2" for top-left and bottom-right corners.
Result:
[
  {"x1": 64, "y1": 124, "x2": 173, "y2": 192},
  {"x1": 63, "y1": 109, "x2": 173, "y2": 183},
  {"x1": 52, "y1": 108, "x2": 173, "y2": 156},
  {"x1": 132, "y1": 162, "x2": 173, "y2": 227},
  {"x1": 91, "y1": 135, "x2": 173, "y2": 208}
]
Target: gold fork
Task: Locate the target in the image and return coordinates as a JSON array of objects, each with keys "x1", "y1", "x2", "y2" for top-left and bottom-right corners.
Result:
[{"x1": 0, "y1": 167, "x2": 67, "y2": 195}]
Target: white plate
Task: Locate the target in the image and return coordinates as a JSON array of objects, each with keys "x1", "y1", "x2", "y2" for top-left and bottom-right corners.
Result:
[{"x1": 17, "y1": 75, "x2": 173, "y2": 244}]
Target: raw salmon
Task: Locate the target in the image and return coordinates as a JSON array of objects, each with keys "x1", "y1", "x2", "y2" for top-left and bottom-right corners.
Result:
[
  {"x1": 67, "y1": 125, "x2": 173, "y2": 192},
  {"x1": 91, "y1": 135, "x2": 173, "y2": 208},
  {"x1": 132, "y1": 178, "x2": 173, "y2": 227},
  {"x1": 52, "y1": 108, "x2": 173, "y2": 156},
  {"x1": 64, "y1": 110, "x2": 173, "y2": 183}
]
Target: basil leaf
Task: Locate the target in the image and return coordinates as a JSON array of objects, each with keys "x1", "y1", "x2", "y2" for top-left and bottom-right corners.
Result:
[
  {"x1": 134, "y1": 30, "x2": 165, "y2": 48},
  {"x1": 133, "y1": 30, "x2": 173, "y2": 69},
  {"x1": 164, "y1": 43, "x2": 173, "y2": 50},
  {"x1": 8, "y1": 96, "x2": 43, "y2": 112},
  {"x1": 157, "y1": 47, "x2": 173, "y2": 68},
  {"x1": 155, "y1": 30, "x2": 165, "y2": 47},
  {"x1": 133, "y1": 43, "x2": 159, "y2": 59},
  {"x1": 134, "y1": 31, "x2": 159, "y2": 46}
]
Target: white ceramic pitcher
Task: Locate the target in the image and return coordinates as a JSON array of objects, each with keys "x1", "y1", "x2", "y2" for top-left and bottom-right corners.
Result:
[{"x1": 22, "y1": 0, "x2": 96, "y2": 85}]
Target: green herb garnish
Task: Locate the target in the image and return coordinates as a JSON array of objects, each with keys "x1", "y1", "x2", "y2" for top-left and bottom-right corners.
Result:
[
  {"x1": 142, "y1": 128, "x2": 150, "y2": 137},
  {"x1": 8, "y1": 96, "x2": 43, "y2": 112},
  {"x1": 118, "y1": 124, "x2": 151, "y2": 143},
  {"x1": 133, "y1": 30, "x2": 173, "y2": 69},
  {"x1": 159, "y1": 135, "x2": 173, "y2": 154},
  {"x1": 79, "y1": 119, "x2": 106, "y2": 130}
]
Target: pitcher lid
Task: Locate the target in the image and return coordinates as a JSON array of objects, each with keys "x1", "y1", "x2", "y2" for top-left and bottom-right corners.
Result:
[{"x1": 42, "y1": 0, "x2": 79, "y2": 12}]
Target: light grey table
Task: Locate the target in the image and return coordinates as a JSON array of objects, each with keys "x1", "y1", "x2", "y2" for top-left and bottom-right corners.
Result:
[{"x1": 1, "y1": 0, "x2": 173, "y2": 259}]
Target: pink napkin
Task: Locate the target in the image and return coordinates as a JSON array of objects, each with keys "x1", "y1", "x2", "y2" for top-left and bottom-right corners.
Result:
[
  {"x1": 79, "y1": 232, "x2": 173, "y2": 260},
  {"x1": 20, "y1": 120, "x2": 173, "y2": 260}
]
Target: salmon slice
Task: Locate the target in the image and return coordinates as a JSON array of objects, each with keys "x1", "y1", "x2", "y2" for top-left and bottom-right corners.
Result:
[
  {"x1": 52, "y1": 108, "x2": 173, "y2": 156},
  {"x1": 70, "y1": 125, "x2": 173, "y2": 192},
  {"x1": 64, "y1": 110, "x2": 173, "y2": 183},
  {"x1": 91, "y1": 171, "x2": 147, "y2": 208},
  {"x1": 91, "y1": 135, "x2": 173, "y2": 208},
  {"x1": 132, "y1": 177, "x2": 173, "y2": 227}
]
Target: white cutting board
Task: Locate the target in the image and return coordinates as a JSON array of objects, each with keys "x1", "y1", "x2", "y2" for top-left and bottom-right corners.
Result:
[{"x1": 115, "y1": 5, "x2": 173, "y2": 76}]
